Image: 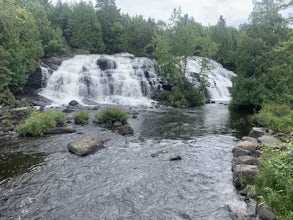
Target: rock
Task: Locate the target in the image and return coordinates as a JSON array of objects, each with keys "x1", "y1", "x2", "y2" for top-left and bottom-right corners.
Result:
[
  {"x1": 151, "y1": 150, "x2": 182, "y2": 161},
  {"x1": 118, "y1": 125, "x2": 134, "y2": 136},
  {"x1": 258, "y1": 135, "x2": 282, "y2": 148},
  {"x1": 67, "y1": 137, "x2": 104, "y2": 156},
  {"x1": 68, "y1": 100, "x2": 79, "y2": 106},
  {"x1": 97, "y1": 58, "x2": 117, "y2": 71},
  {"x1": 247, "y1": 199, "x2": 257, "y2": 218},
  {"x1": 232, "y1": 147, "x2": 250, "y2": 157},
  {"x1": 236, "y1": 141, "x2": 258, "y2": 153},
  {"x1": 258, "y1": 204, "x2": 277, "y2": 220},
  {"x1": 233, "y1": 164, "x2": 258, "y2": 189},
  {"x1": 242, "y1": 136, "x2": 258, "y2": 145},
  {"x1": 45, "y1": 127, "x2": 76, "y2": 134},
  {"x1": 290, "y1": 131, "x2": 293, "y2": 136},
  {"x1": 249, "y1": 127, "x2": 266, "y2": 139},
  {"x1": 232, "y1": 156, "x2": 260, "y2": 171}
]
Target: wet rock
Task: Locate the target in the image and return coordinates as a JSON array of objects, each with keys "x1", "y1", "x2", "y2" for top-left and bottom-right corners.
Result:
[
  {"x1": 232, "y1": 147, "x2": 250, "y2": 157},
  {"x1": 118, "y1": 125, "x2": 134, "y2": 136},
  {"x1": 249, "y1": 127, "x2": 266, "y2": 139},
  {"x1": 258, "y1": 204, "x2": 277, "y2": 220},
  {"x1": 97, "y1": 58, "x2": 117, "y2": 71},
  {"x1": 151, "y1": 150, "x2": 182, "y2": 161},
  {"x1": 236, "y1": 141, "x2": 258, "y2": 153},
  {"x1": 67, "y1": 137, "x2": 104, "y2": 156},
  {"x1": 68, "y1": 100, "x2": 79, "y2": 107},
  {"x1": 45, "y1": 127, "x2": 76, "y2": 135},
  {"x1": 233, "y1": 164, "x2": 258, "y2": 189},
  {"x1": 258, "y1": 135, "x2": 282, "y2": 148}
]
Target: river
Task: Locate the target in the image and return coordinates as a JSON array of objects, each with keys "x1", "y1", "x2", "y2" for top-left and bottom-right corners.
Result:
[{"x1": 0, "y1": 104, "x2": 251, "y2": 219}]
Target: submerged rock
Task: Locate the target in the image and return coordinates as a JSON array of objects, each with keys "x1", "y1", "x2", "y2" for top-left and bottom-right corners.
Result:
[
  {"x1": 68, "y1": 100, "x2": 80, "y2": 107},
  {"x1": 67, "y1": 137, "x2": 104, "y2": 156},
  {"x1": 151, "y1": 150, "x2": 182, "y2": 161}
]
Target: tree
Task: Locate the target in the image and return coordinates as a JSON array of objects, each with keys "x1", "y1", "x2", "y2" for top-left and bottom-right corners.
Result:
[
  {"x1": 0, "y1": 0, "x2": 43, "y2": 87},
  {"x1": 67, "y1": 1, "x2": 104, "y2": 53},
  {"x1": 123, "y1": 16, "x2": 157, "y2": 56},
  {"x1": 230, "y1": 0, "x2": 292, "y2": 110},
  {"x1": 96, "y1": 0, "x2": 124, "y2": 53}
]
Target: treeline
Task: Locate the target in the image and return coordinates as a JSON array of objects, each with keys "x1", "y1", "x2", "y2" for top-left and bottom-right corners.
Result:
[{"x1": 0, "y1": 0, "x2": 292, "y2": 110}]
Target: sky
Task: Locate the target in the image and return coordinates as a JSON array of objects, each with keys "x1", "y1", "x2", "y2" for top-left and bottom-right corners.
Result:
[
  {"x1": 53, "y1": 0, "x2": 254, "y2": 27},
  {"x1": 115, "y1": 0, "x2": 254, "y2": 27}
]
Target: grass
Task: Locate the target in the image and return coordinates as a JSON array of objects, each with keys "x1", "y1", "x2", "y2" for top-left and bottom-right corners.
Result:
[
  {"x1": 248, "y1": 142, "x2": 293, "y2": 219},
  {"x1": 74, "y1": 111, "x2": 89, "y2": 124},
  {"x1": 252, "y1": 104, "x2": 293, "y2": 133},
  {"x1": 95, "y1": 107, "x2": 129, "y2": 124}
]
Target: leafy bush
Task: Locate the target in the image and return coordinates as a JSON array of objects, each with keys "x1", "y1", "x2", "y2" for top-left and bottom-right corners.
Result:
[
  {"x1": 95, "y1": 107, "x2": 129, "y2": 124},
  {"x1": 249, "y1": 143, "x2": 293, "y2": 219},
  {"x1": 74, "y1": 111, "x2": 89, "y2": 124},
  {"x1": 17, "y1": 111, "x2": 66, "y2": 137},
  {"x1": 252, "y1": 104, "x2": 293, "y2": 132}
]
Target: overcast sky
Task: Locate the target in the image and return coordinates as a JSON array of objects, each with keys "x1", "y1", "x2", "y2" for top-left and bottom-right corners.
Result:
[
  {"x1": 53, "y1": 0, "x2": 254, "y2": 27},
  {"x1": 115, "y1": 0, "x2": 254, "y2": 27}
]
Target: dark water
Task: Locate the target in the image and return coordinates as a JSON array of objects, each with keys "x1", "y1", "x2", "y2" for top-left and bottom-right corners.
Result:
[{"x1": 0, "y1": 104, "x2": 251, "y2": 220}]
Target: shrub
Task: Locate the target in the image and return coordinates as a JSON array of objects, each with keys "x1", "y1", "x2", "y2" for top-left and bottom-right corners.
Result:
[
  {"x1": 252, "y1": 104, "x2": 293, "y2": 133},
  {"x1": 249, "y1": 143, "x2": 293, "y2": 219},
  {"x1": 17, "y1": 110, "x2": 66, "y2": 137},
  {"x1": 74, "y1": 111, "x2": 89, "y2": 124},
  {"x1": 95, "y1": 107, "x2": 129, "y2": 124}
]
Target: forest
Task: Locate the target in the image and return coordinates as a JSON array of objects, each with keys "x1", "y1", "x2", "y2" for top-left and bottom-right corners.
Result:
[{"x1": 0, "y1": 0, "x2": 292, "y2": 111}]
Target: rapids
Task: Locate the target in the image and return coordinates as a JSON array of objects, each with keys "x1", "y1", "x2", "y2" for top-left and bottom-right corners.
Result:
[{"x1": 0, "y1": 105, "x2": 251, "y2": 219}]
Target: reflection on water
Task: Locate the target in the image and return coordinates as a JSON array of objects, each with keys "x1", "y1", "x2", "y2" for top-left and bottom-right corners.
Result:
[{"x1": 0, "y1": 104, "x2": 251, "y2": 219}]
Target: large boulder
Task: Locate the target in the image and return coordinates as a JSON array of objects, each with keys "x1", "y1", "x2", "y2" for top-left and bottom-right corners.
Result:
[
  {"x1": 249, "y1": 127, "x2": 266, "y2": 139},
  {"x1": 118, "y1": 125, "x2": 134, "y2": 136},
  {"x1": 233, "y1": 164, "x2": 259, "y2": 189},
  {"x1": 258, "y1": 204, "x2": 277, "y2": 220},
  {"x1": 97, "y1": 58, "x2": 117, "y2": 71},
  {"x1": 232, "y1": 156, "x2": 260, "y2": 171},
  {"x1": 232, "y1": 147, "x2": 250, "y2": 157},
  {"x1": 67, "y1": 137, "x2": 104, "y2": 156},
  {"x1": 235, "y1": 140, "x2": 258, "y2": 153}
]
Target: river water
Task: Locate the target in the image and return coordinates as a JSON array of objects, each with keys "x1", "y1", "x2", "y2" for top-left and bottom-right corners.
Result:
[{"x1": 0, "y1": 104, "x2": 251, "y2": 219}]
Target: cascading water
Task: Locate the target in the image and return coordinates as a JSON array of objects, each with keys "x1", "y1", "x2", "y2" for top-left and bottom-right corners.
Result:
[
  {"x1": 39, "y1": 54, "x2": 236, "y2": 106},
  {"x1": 39, "y1": 53, "x2": 161, "y2": 106},
  {"x1": 186, "y1": 57, "x2": 236, "y2": 102}
]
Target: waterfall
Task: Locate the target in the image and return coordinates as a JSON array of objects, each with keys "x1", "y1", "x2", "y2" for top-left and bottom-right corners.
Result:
[
  {"x1": 186, "y1": 57, "x2": 236, "y2": 102},
  {"x1": 39, "y1": 53, "x2": 161, "y2": 106},
  {"x1": 39, "y1": 54, "x2": 235, "y2": 106}
]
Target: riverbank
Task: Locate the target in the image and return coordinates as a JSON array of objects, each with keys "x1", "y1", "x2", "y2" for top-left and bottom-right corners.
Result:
[{"x1": 232, "y1": 127, "x2": 293, "y2": 220}]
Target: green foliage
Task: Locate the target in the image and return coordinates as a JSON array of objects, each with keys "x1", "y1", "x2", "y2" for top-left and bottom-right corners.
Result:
[
  {"x1": 252, "y1": 104, "x2": 293, "y2": 133},
  {"x1": 250, "y1": 144, "x2": 293, "y2": 219},
  {"x1": 74, "y1": 111, "x2": 89, "y2": 124},
  {"x1": 230, "y1": 0, "x2": 292, "y2": 110},
  {"x1": 96, "y1": 0, "x2": 125, "y2": 53},
  {"x1": 95, "y1": 107, "x2": 129, "y2": 124},
  {"x1": 68, "y1": 1, "x2": 104, "y2": 53},
  {"x1": 17, "y1": 111, "x2": 66, "y2": 137}
]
